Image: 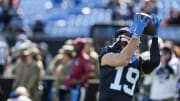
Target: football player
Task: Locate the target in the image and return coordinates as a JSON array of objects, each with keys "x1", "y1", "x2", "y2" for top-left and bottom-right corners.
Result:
[{"x1": 98, "y1": 14, "x2": 161, "y2": 101}]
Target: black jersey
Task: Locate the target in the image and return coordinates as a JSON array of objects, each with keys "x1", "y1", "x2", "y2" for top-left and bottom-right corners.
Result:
[
  {"x1": 98, "y1": 38, "x2": 160, "y2": 101},
  {"x1": 98, "y1": 46, "x2": 141, "y2": 101}
]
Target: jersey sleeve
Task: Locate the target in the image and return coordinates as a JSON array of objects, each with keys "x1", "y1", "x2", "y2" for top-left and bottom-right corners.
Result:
[{"x1": 140, "y1": 38, "x2": 160, "y2": 74}]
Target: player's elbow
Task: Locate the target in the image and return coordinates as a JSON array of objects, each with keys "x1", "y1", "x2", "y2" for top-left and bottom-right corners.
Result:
[
  {"x1": 153, "y1": 60, "x2": 160, "y2": 68},
  {"x1": 151, "y1": 56, "x2": 160, "y2": 68},
  {"x1": 145, "y1": 61, "x2": 160, "y2": 74}
]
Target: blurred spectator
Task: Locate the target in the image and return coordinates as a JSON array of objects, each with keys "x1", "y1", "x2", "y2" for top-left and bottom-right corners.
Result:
[
  {"x1": 32, "y1": 20, "x2": 45, "y2": 34},
  {"x1": 11, "y1": 33, "x2": 29, "y2": 62},
  {"x1": 139, "y1": 37, "x2": 165, "y2": 101},
  {"x1": 0, "y1": 35, "x2": 9, "y2": 75},
  {"x1": 64, "y1": 38, "x2": 96, "y2": 101},
  {"x1": 162, "y1": 9, "x2": 180, "y2": 27},
  {"x1": 53, "y1": 44, "x2": 74, "y2": 101},
  {"x1": 48, "y1": 39, "x2": 73, "y2": 74},
  {"x1": 105, "y1": 0, "x2": 119, "y2": 9},
  {"x1": 1, "y1": 0, "x2": 21, "y2": 32},
  {"x1": 65, "y1": 39, "x2": 73, "y2": 45},
  {"x1": 173, "y1": 44, "x2": 180, "y2": 58},
  {"x1": 0, "y1": 4, "x2": 4, "y2": 31},
  {"x1": 38, "y1": 42, "x2": 52, "y2": 101},
  {"x1": 82, "y1": 38, "x2": 99, "y2": 101},
  {"x1": 141, "y1": 0, "x2": 157, "y2": 14},
  {"x1": 48, "y1": 53, "x2": 63, "y2": 75},
  {"x1": 107, "y1": 0, "x2": 134, "y2": 20},
  {"x1": 5, "y1": 13, "x2": 25, "y2": 33},
  {"x1": 83, "y1": 38, "x2": 99, "y2": 78},
  {"x1": 30, "y1": 43, "x2": 45, "y2": 78},
  {"x1": 7, "y1": 86, "x2": 32, "y2": 101},
  {"x1": 13, "y1": 33, "x2": 28, "y2": 51},
  {"x1": 38, "y1": 42, "x2": 52, "y2": 71},
  {"x1": 149, "y1": 47, "x2": 179, "y2": 101},
  {"x1": 2, "y1": 2, "x2": 12, "y2": 29},
  {"x1": 168, "y1": 11, "x2": 180, "y2": 25},
  {"x1": 13, "y1": 41, "x2": 44, "y2": 101}
]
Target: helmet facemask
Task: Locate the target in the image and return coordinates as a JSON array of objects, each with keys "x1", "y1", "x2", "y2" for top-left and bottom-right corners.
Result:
[{"x1": 114, "y1": 33, "x2": 131, "y2": 48}]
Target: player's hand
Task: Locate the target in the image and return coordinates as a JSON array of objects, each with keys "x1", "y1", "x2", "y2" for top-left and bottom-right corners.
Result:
[
  {"x1": 130, "y1": 14, "x2": 150, "y2": 36},
  {"x1": 152, "y1": 14, "x2": 161, "y2": 37}
]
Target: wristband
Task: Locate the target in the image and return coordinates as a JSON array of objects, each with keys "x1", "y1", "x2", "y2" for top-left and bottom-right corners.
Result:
[
  {"x1": 132, "y1": 35, "x2": 140, "y2": 40},
  {"x1": 132, "y1": 35, "x2": 141, "y2": 45}
]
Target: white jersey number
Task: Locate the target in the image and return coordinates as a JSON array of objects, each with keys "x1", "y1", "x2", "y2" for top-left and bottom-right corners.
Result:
[{"x1": 110, "y1": 67, "x2": 139, "y2": 96}]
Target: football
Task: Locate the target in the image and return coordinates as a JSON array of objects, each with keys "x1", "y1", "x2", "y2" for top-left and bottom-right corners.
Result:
[{"x1": 135, "y1": 12, "x2": 156, "y2": 35}]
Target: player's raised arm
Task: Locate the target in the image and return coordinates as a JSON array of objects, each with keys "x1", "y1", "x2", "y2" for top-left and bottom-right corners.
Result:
[
  {"x1": 101, "y1": 14, "x2": 150, "y2": 67},
  {"x1": 141, "y1": 15, "x2": 161, "y2": 74}
]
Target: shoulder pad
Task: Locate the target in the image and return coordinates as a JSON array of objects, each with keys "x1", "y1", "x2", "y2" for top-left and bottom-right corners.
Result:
[
  {"x1": 99, "y1": 47, "x2": 109, "y2": 57},
  {"x1": 98, "y1": 46, "x2": 111, "y2": 63}
]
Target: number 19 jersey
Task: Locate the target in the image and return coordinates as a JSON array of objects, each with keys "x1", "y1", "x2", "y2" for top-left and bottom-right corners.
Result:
[{"x1": 98, "y1": 46, "x2": 142, "y2": 101}]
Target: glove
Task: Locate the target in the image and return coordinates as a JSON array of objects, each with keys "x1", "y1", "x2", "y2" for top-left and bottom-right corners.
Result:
[
  {"x1": 130, "y1": 14, "x2": 150, "y2": 37},
  {"x1": 152, "y1": 14, "x2": 161, "y2": 37}
]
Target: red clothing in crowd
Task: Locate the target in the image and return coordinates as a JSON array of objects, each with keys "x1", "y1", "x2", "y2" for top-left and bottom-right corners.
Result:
[{"x1": 64, "y1": 52, "x2": 95, "y2": 89}]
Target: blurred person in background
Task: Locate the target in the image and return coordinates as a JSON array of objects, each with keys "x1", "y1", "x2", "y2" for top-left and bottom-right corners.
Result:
[
  {"x1": 106, "y1": 0, "x2": 134, "y2": 20},
  {"x1": 38, "y1": 42, "x2": 52, "y2": 71},
  {"x1": 83, "y1": 38, "x2": 99, "y2": 78},
  {"x1": 48, "y1": 39, "x2": 73, "y2": 75},
  {"x1": 162, "y1": 9, "x2": 180, "y2": 27},
  {"x1": 82, "y1": 38, "x2": 99, "y2": 101},
  {"x1": 13, "y1": 41, "x2": 44, "y2": 101},
  {"x1": 0, "y1": 34, "x2": 9, "y2": 100},
  {"x1": 172, "y1": 44, "x2": 180, "y2": 95},
  {"x1": 6, "y1": 12, "x2": 25, "y2": 34},
  {"x1": 48, "y1": 51, "x2": 63, "y2": 75},
  {"x1": 1, "y1": 0, "x2": 22, "y2": 33},
  {"x1": 0, "y1": 3, "x2": 4, "y2": 31},
  {"x1": 14, "y1": 33, "x2": 28, "y2": 50},
  {"x1": 7, "y1": 86, "x2": 32, "y2": 101},
  {"x1": 64, "y1": 38, "x2": 96, "y2": 101},
  {"x1": 11, "y1": 33, "x2": 28, "y2": 59},
  {"x1": 1, "y1": 0, "x2": 13, "y2": 30},
  {"x1": 139, "y1": 37, "x2": 165, "y2": 101},
  {"x1": 45, "y1": 40, "x2": 74, "y2": 101},
  {"x1": 149, "y1": 47, "x2": 179, "y2": 101},
  {"x1": 53, "y1": 44, "x2": 74, "y2": 101},
  {"x1": 141, "y1": 0, "x2": 157, "y2": 15},
  {"x1": 10, "y1": 33, "x2": 30, "y2": 74},
  {"x1": 30, "y1": 42, "x2": 45, "y2": 90},
  {"x1": 32, "y1": 20, "x2": 45, "y2": 34},
  {"x1": 29, "y1": 43, "x2": 45, "y2": 101},
  {"x1": 0, "y1": 35, "x2": 9, "y2": 75},
  {"x1": 30, "y1": 43, "x2": 44, "y2": 75},
  {"x1": 46, "y1": 40, "x2": 72, "y2": 101},
  {"x1": 140, "y1": 40, "x2": 180, "y2": 101},
  {"x1": 65, "y1": 39, "x2": 73, "y2": 46}
]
